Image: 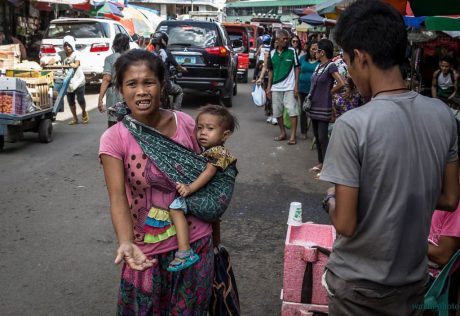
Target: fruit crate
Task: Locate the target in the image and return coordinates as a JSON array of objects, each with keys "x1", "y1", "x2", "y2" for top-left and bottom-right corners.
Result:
[
  {"x1": 5, "y1": 69, "x2": 54, "y2": 87},
  {"x1": 0, "y1": 91, "x2": 26, "y2": 115},
  {"x1": 23, "y1": 77, "x2": 50, "y2": 109}
]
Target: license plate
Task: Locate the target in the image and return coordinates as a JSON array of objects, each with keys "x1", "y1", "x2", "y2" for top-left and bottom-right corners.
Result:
[{"x1": 175, "y1": 56, "x2": 196, "y2": 65}]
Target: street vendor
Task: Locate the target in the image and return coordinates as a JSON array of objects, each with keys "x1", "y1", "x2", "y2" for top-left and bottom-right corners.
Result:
[
  {"x1": 432, "y1": 56, "x2": 459, "y2": 105},
  {"x1": 44, "y1": 35, "x2": 88, "y2": 125}
]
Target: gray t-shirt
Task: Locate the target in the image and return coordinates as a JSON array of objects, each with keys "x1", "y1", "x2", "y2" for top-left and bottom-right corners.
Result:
[
  {"x1": 320, "y1": 91, "x2": 458, "y2": 286},
  {"x1": 102, "y1": 52, "x2": 123, "y2": 122}
]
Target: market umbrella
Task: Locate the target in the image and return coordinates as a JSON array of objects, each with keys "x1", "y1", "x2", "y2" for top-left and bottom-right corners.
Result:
[
  {"x1": 299, "y1": 13, "x2": 336, "y2": 26},
  {"x1": 120, "y1": 6, "x2": 155, "y2": 37},
  {"x1": 88, "y1": 1, "x2": 124, "y2": 18},
  {"x1": 128, "y1": 5, "x2": 163, "y2": 30},
  {"x1": 292, "y1": 7, "x2": 316, "y2": 17}
]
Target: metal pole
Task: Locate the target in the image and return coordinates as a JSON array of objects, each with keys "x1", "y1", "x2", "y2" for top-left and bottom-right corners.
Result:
[{"x1": 191, "y1": 0, "x2": 193, "y2": 12}]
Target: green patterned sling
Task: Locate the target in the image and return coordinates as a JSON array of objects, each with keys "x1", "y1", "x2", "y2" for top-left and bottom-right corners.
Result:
[{"x1": 123, "y1": 115, "x2": 238, "y2": 222}]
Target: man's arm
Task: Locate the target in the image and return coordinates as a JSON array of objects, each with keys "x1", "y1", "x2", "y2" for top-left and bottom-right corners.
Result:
[
  {"x1": 436, "y1": 160, "x2": 460, "y2": 211},
  {"x1": 294, "y1": 66, "x2": 299, "y2": 98},
  {"x1": 449, "y1": 71, "x2": 459, "y2": 100},
  {"x1": 326, "y1": 184, "x2": 359, "y2": 237},
  {"x1": 428, "y1": 236, "x2": 460, "y2": 266}
]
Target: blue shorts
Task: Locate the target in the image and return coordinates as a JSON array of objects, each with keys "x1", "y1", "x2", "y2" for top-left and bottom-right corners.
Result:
[{"x1": 169, "y1": 197, "x2": 188, "y2": 214}]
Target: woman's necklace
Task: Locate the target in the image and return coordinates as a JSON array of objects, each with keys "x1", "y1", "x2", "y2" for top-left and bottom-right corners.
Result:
[{"x1": 372, "y1": 87, "x2": 410, "y2": 98}]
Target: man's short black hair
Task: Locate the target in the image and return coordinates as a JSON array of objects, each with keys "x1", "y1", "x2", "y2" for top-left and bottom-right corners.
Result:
[
  {"x1": 334, "y1": 0, "x2": 407, "y2": 69},
  {"x1": 440, "y1": 56, "x2": 453, "y2": 65}
]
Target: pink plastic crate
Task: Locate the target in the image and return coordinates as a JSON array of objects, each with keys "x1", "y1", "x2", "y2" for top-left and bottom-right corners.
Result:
[
  {"x1": 0, "y1": 90, "x2": 26, "y2": 115},
  {"x1": 281, "y1": 300, "x2": 329, "y2": 316},
  {"x1": 282, "y1": 222, "x2": 336, "y2": 305}
]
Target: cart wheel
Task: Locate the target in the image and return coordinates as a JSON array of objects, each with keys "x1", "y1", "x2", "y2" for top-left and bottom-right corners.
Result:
[
  {"x1": 38, "y1": 119, "x2": 53, "y2": 143},
  {"x1": 0, "y1": 136, "x2": 4, "y2": 152}
]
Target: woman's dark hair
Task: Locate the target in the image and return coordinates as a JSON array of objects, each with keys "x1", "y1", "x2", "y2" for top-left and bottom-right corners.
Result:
[
  {"x1": 196, "y1": 104, "x2": 239, "y2": 133},
  {"x1": 290, "y1": 34, "x2": 301, "y2": 55},
  {"x1": 318, "y1": 39, "x2": 334, "y2": 59},
  {"x1": 334, "y1": 0, "x2": 407, "y2": 69},
  {"x1": 112, "y1": 33, "x2": 130, "y2": 54},
  {"x1": 305, "y1": 40, "x2": 318, "y2": 60},
  {"x1": 114, "y1": 49, "x2": 165, "y2": 89}
]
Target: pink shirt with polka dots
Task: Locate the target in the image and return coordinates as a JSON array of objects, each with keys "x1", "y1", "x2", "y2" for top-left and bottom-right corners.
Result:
[{"x1": 99, "y1": 111, "x2": 212, "y2": 256}]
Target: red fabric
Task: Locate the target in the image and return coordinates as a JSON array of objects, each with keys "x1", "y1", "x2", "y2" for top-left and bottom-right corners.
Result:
[{"x1": 143, "y1": 225, "x2": 171, "y2": 235}]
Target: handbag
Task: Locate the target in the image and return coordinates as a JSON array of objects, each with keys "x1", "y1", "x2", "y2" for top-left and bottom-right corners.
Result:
[
  {"x1": 303, "y1": 62, "x2": 332, "y2": 112},
  {"x1": 302, "y1": 95, "x2": 312, "y2": 112},
  {"x1": 209, "y1": 245, "x2": 241, "y2": 316},
  {"x1": 68, "y1": 66, "x2": 85, "y2": 92}
]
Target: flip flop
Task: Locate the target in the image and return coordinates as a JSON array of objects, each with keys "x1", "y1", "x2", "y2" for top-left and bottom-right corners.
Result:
[
  {"x1": 309, "y1": 166, "x2": 321, "y2": 173},
  {"x1": 274, "y1": 136, "x2": 287, "y2": 141},
  {"x1": 287, "y1": 140, "x2": 297, "y2": 145}
]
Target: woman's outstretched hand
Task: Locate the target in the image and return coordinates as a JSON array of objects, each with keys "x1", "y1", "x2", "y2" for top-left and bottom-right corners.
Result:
[{"x1": 115, "y1": 242, "x2": 157, "y2": 271}]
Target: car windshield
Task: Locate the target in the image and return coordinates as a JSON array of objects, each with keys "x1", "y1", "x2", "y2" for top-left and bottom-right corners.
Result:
[
  {"x1": 45, "y1": 22, "x2": 110, "y2": 39},
  {"x1": 165, "y1": 25, "x2": 218, "y2": 48},
  {"x1": 228, "y1": 33, "x2": 243, "y2": 42}
]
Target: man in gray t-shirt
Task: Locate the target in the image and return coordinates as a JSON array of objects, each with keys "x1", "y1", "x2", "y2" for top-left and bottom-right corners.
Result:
[{"x1": 320, "y1": 1, "x2": 460, "y2": 315}]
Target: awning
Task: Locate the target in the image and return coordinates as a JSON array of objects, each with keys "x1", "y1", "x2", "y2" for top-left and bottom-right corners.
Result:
[
  {"x1": 35, "y1": 0, "x2": 86, "y2": 4},
  {"x1": 409, "y1": 0, "x2": 460, "y2": 17}
]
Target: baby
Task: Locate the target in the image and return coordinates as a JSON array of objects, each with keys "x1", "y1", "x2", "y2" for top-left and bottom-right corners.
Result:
[{"x1": 168, "y1": 104, "x2": 238, "y2": 272}]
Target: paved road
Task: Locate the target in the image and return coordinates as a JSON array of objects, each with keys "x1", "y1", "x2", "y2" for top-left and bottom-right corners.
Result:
[{"x1": 0, "y1": 75, "x2": 330, "y2": 315}]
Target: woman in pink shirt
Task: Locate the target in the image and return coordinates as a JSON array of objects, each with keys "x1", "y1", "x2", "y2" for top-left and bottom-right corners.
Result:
[{"x1": 99, "y1": 49, "x2": 213, "y2": 315}]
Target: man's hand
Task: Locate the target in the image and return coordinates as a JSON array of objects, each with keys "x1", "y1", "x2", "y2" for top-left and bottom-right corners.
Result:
[
  {"x1": 178, "y1": 65, "x2": 187, "y2": 73},
  {"x1": 266, "y1": 88, "x2": 272, "y2": 100},
  {"x1": 98, "y1": 99, "x2": 106, "y2": 113},
  {"x1": 176, "y1": 182, "x2": 192, "y2": 197},
  {"x1": 115, "y1": 242, "x2": 157, "y2": 271}
]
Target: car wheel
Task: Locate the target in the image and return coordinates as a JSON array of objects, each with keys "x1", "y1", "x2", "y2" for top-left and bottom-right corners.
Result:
[
  {"x1": 221, "y1": 95, "x2": 233, "y2": 108},
  {"x1": 38, "y1": 119, "x2": 53, "y2": 143}
]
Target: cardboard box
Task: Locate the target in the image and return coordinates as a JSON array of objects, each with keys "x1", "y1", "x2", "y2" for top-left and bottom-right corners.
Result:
[
  {"x1": 0, "y1": 44, "x2": 21, "y2": 60},
  {"x1": 0, "y1": 58, "x2": 15, "y2": 70},
  {"x1": 0, "y1": 77, "x2": 28, "y2": 92}
]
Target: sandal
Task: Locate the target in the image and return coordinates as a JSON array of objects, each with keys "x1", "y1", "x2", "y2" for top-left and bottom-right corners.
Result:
[
  {"x1": 81, "y1": 112, "x2": 89, "y2": 124},
  {"x1": 68, "y1": 119, "x2": 79, "y2": 125},
  {"x1": 287, "y1": 139, "x2": 297, "y2": 145},
  {"x1": 274, "y1": 135, "x2": 287, "y2": 141},
  {"x1": 167, "y1": 249, "x2": 200, "y2": 272}
]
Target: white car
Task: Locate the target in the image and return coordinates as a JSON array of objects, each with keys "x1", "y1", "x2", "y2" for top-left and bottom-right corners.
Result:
[{"x1": 39, "y1": 18, "x2": 138, "y2": 83}]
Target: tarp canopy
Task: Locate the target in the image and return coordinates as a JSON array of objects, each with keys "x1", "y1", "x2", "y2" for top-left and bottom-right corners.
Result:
[
  {"x1": 298, "y1": 13, "x2": 336, "y2": 26},
  {"x1": 409, "y1": 0, "x2": 460, "y2": 17}
]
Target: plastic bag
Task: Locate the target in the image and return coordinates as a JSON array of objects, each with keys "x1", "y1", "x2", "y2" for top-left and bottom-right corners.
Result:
[
  {"x1": 283, "y1": 108, "x2": 292, "y2": 129},
  {"x1": 251, "y1": 84, "x2": 266, "y2": 107},
  {"x1": 68, "y1": 67, "x2": 85, "y2": 92}
]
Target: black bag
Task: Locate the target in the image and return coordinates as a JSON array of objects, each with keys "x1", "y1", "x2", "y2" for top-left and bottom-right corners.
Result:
[{"x1": 209, "y1": 245, "x2": 241, "y2": 316}]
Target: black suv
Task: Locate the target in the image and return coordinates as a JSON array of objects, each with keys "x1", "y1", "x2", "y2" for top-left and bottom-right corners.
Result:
[{"x1": 155, "y1": 20, "x2": 238, "y2": 107}]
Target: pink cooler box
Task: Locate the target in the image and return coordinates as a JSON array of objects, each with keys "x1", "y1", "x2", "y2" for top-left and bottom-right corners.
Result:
[{"x1": 282, "y1": 222, "x2": 336, "y2": 306}]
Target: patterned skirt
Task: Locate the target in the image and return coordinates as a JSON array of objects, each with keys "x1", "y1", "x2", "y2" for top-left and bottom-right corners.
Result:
[{"x1": 117, "y1": 235, "x2": 213, "y2": 316}]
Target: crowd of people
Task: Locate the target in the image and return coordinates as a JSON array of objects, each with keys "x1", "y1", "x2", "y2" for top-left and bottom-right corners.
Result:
[
  {"x1": 253, "y1": 26, "x2": 362, "y2": 178},
  {"x1": 39, "y1": 1, "x2": 460, "y2": 313}
]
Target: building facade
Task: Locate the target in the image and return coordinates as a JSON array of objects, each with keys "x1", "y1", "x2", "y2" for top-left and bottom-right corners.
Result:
[
  {"x1": 224, "y1": 0, "x2": 325, "y2": 26},
  {"x1": 129, "y1": 0, "x2": 223, "y2": 20}
]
